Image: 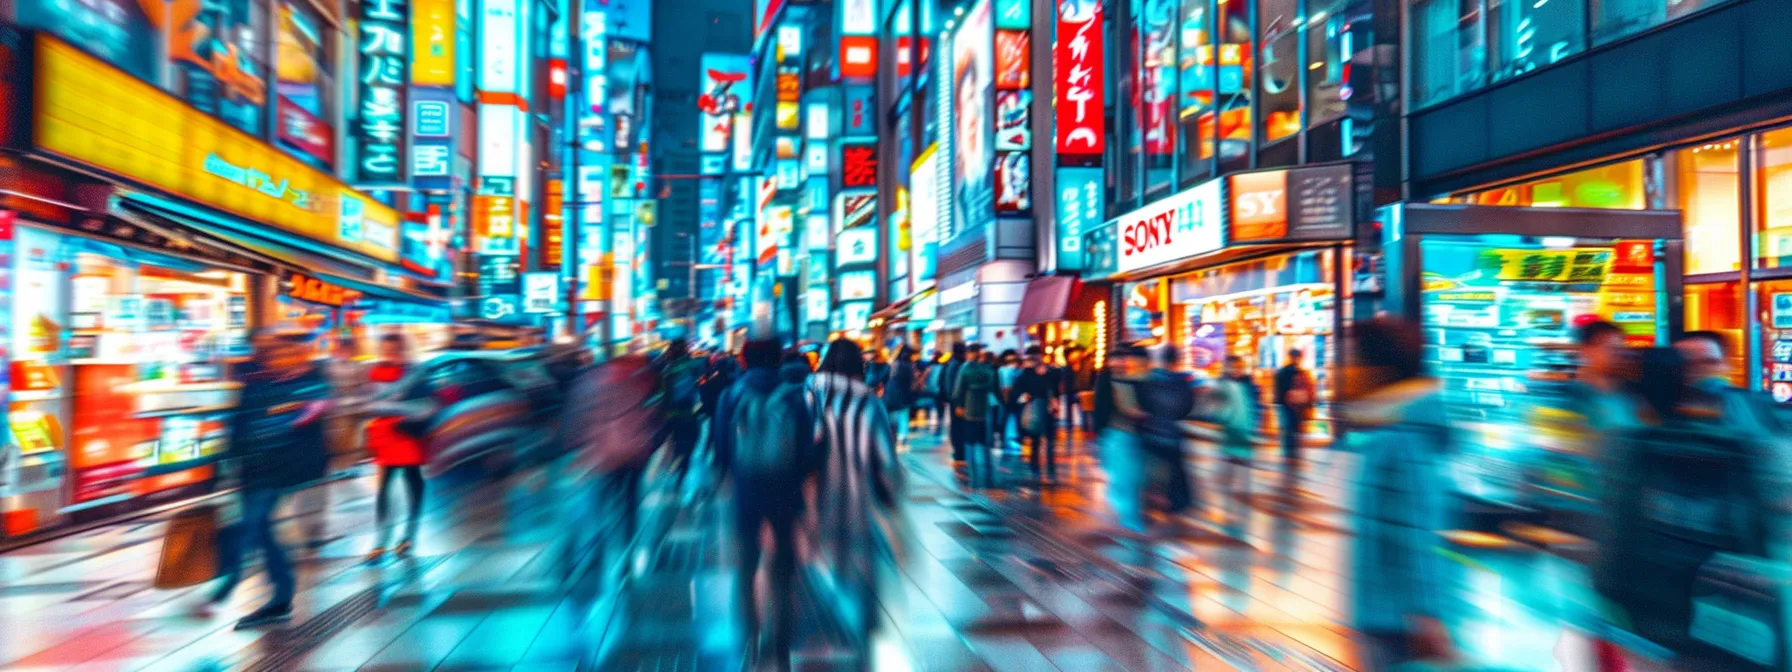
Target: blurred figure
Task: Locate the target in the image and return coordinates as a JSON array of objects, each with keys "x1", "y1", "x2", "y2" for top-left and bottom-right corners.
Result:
[
  {"x1": 1677, "y1": 330, "x2": 1781, "y2": 433},
  {"x1": 1570, "y1": 320, "x2": 1643, "y2": 433},
  {"x1": 995, "y1": 350, "x2": 1022, "y2": 452},
  {"x1": 779, "y1": 349, "x2": 813, "y2": 385},
  {"x1": 1063, "y1": 346, "x2": 1093, "y2": 434},
  {"x1": 565, "y1": 353, "x2": 663, "y2": 575},
  {"x1": 1342, "y1": 318, "x2": 1457, "y2": 669},
  {"x1": 713, "y1": 339, "x2": 816, "y2": 667},
  {"x1": 1273, "y1": 348, "x2": 1317, "y2": 469},
  {"x1": 1139, "y1": 346, "x2": 1197, "y2": 516},
  {"x1": 913, "y1": 351, "x2": 936, "y2": 431},
  {"x1": 1012, "y1": 345, "x2": 1063, "y2": 481},
  {"x1": 808, "y1": 339, "x2": 902, "y2": 651},
  {"x1": 212, "y1": 333, "x2": 332, "y2": 629},
  {"x1": 1094, "y1": 346, "x2": 1150, "y2": 533},
  {"x1": 655, "y1": 340, "x2": 705, "y2": 488},
  {"x1": 865, "y1": 348, "x2": 892, "y2": 393},
  {"x1": 954, "y1": 348, "x2": 999, "y2": 487},
  {"x1": 1212, "y1": 355, "x2": 1260, "y2": 524},
  {"x1": 883, "y1": 346, "x2": 918, "y2": 448},
  {"x1": 700, "y1": 354, "x2": 740, "y2": 429},
  {"x1": 941, "y1": 343, "x2": 970, "y2": 457},
  {"x1": 363, "y1": 334, "x2": 427, "y2": 563}
]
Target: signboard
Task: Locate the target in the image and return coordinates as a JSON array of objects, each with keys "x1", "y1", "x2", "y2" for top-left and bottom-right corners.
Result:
[
  {"x1": 1055, "y1": 167, "x2": 1102, "y2": 270},
  {"x1": 1054, "y1": 0, "x2": 1105, "y2": 160},
  {"x1": 523, "y1": 272, "x2": 559, "y2": 313},
  {"x1": 285, "y1": 273, "x2": 360, "y2": 306},
  {"x1": 699, "y1": 54, "x2": 750, "y2": 154},
  {"x1": 278, "y1": 97, "x2": 334, "y2": 167},
  {"x1": 995, "y1": 0, "x2": 1030, "y2": 28},
  {"x1": 473, "y1": 194, "x2": 519, "y2": 253},
  {"x1": 838, "y1": 270, "x2": 876, "y2": 301},
  {"x1": 477, "y1": 103, "x2": 522, "y2": 178},
  {"x1": 951, "y1": 0, "x2": 995, "y2": 234},
  {"x1": 412, "y1": 0, "x2": 456, "y2": 85},
  {"x1": 841, "y1": 142, "x2": 878, "y2": 188},
  {"x1": 410, "y1": 88, "x2": 456, "y2": 191},
  {"x1": 836, "y1": 226, "x2": 877, "y2": 266},
  {"x1": 841, "y1": 0, "x2": 878, "y2": 34},
  {"x1": 357, "y1": 0, "x2": 410, "y2": 184},
  {"x1": 1115, "y1": 178, "x2": 1222, "y2": 273},
  {"x1": 839, "y1": 300, "x2": 873, "y2": 330},
  {"x1": 995, "y1": 152, "x2": 1029, "y2": 212},
  {"x1": 1476, "y1": 249, "x2": 1612, "y2": 283},
  {"x1": 477, "y1": 0, "x2": 520, "y2": 93},
  {"x1": 840, "y1": 36, "x2": 878, "y2": 78},
  {"x1": 31, "y1": 36, "x2": 400, "y2": 260},
  {"x1": 1227, "y1": 164, "x2": 1354, "y2": 242},
  {"x1": 995, "y1": 31, "x2": 1030, "y2": 89},
  {"x1": 843, "y1": 86, "x2": 875, "y2": 136},
  {"x1": 996, "y1": 91, "x2": 1031, "y2": 150},
  {"x1": 909, "y1": 145, "x2": 941, "y2": 290}
]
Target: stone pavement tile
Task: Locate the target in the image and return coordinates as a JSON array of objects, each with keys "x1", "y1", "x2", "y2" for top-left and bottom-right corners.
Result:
[
  {"x1": 354, "y1": 612, "x2": 490, "y2": 669},
  {"x1": 436, "y1": 603, "x2": 560, "y2": 669}
]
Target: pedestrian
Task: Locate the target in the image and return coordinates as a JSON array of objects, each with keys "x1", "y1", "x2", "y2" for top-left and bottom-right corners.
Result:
[
  {"x1": 1272, "y1": 348, "x2": 1317, "y2": 469},
  {"x1": 779, "y1": 348, "x2": 813, "y2": 385},
  {"x1": 210, "y1": 332, "x2": 333, "y2": 629},
  {"x1": 1138, "y1": 346, "x2": 1197, "y2": 516},
  {"x1": 953, "y1": 349, "x2": 999, "y2": 487},
  {"x1": 995, "y1": 350, "x2": 1022, "y2": 452},
  {"x1": 1062, "y1": 346, "x2": 1093, "y2": 434},
  {"x1": 714, "y1": 339, "x2": 817, "y2": 667},
  {"x1": 566, "y1": 352, "x2": 663, "y2": 579},
  {"x1": 808, "y1": 339, "x2": 902, "y2": 650},
  {"x1": 1341, "y1": 318, "x2": 1457, "y2": 669},
  {"x1": 1012, "y1": 345, "x2": 1063, "y2": 481},
  {"x1": 940, "y1": 343, "x2": 968, "y2": 455},
  {"x1": 1211, "y1": 355, "x2": 1260, "y2": 524},
  {"x1": 865, "y1": 348, "x2": 892, "y2": 393},
  {"x1": 1094, "y1": 345, "x2": 1150, "y2": 534},
  {"x1": 912, "y1": 352, "x2": 936, "y2": 431},
  {"x1": 1568, "y1": 320, "x2": 1643, "y2": 432},
  {"x1": 1677, "y1": 330, "x2": 1782, "y2": 433},
  {"x1": 655, "y1": 339, "x2": 705, "y2": 488},
  {"x1": 304, "y1": 335, "x2": 369, "y2": 549},
  {"x1": 361, "y1": 334, "x2": 429, "y2": 563},
  {"x1": 883, "y1": 346, "x2": 918, "y2": 448}
]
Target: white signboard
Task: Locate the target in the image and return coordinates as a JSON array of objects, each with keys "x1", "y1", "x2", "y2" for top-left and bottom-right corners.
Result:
[
  {"x1": 523, "y1": 272, "x2": 559, "y2": 313},
  {"x1": 1115, "y1": 178, "x2": 1223, "y2": 273}
]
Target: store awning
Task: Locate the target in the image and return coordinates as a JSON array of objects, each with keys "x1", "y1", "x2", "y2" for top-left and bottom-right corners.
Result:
[
  {"x1": 1016, "y1": 275, "x2": 1079, "y2": 326},
  {"x1": 116, "y1": 197, "x2": 446, "y2": 306}
]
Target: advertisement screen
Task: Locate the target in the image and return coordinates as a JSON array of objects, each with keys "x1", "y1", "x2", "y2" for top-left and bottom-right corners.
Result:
[
  {"x1": 836, "y1": 226, "x2": 877, "y2": 266},
  {"x1": 698, "y1": 54, "x2": 750, "y2": 154},
  {"x1": 994, "y1": 30, "x2": 1030, "y2": 90},
  {"x1": 951, "y1": 0, "x2": 994, "y2": 238},
  {"x1": 995, "y1": 151, "x2": 1030, "y2": 212},
  {"x1": 909, "y1": 145, "x2": 941, "y2": 290},
  {"x1": 1227, "y1": 164, "x2": 1354, "y2": 242},
  {"x1": 1054, "y1": 0, "x2": 1105, "y2": 159},
  {"x1": 478, "y1": 0, "x2": 520, "y2": 93},
  {"x1": 996, "y1": 91, "x2": 1031, "y2": 151},
  {"x1": 839, "y1": 270, "x2": 877, "y2": 301},
  {"x1": 1055, "y1": 167, "x2": 1102, "y2": 271}
]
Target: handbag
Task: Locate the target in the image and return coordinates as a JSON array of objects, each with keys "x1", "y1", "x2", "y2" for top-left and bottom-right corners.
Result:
[
  {"x1": 1020, "y1": 398, "x2": 1050, "y2": 437},
  {"x1": 154, "y1": 504, "x2": 221, "y2": 589},
  {"x1": 1690, "y1": 552, "x2": 1792, "y2": 669}
]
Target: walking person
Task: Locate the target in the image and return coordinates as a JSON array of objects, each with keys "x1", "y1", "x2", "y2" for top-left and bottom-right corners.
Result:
[
  {"x1": 361, "y1": 334, "x2": 428, "y2": 563},
  {"x1": 883, "y1": 346, "x2": 919, "y2": 449},
  {"x1": 1273, "y1": 348, "x2": 1317, "y2": 469},
  {"x1": 994, "y1": 350, "x2": 1022, "y2": 453},
  {"x1": 655, "y1": 339, "x2": 705, "y2": 489},
  {"x1": 808, "y1": 339, "x2": 902, "y2": 652},
  {"x1": 1139, "y1": 347, "x2": 1197, "y2": 517},
  {"x1": 940, "y1": 343, "x2": 968, "y2": 455},
  {"x1": 1341, "y1": 319, "x2": 1458, "y2": 669},
  {"x1": 713, "y1": 339, "x2": 817, "y2": 668},
  {"x1": 953, "y1": 350, "x2": 999, "y2": 488},
  {"x1": 1061, "y1": 346, "x2": 1093, "y2": 434},
  {"x1": 1094, "y1": 346, "x2": 1150, "y2": 534},
  {"x1": 210, "y1": 332, "x2": 333, "y2": 629},
  {"x1": 566, "y1": 352, "x2": 663, "y2": 581},
  {"x1": 1211, "y1": 355, "x2": 1261, "y2": 526},
  {"x1": 1012, "y1": 345, "x2": 1063, "y2": 481}
]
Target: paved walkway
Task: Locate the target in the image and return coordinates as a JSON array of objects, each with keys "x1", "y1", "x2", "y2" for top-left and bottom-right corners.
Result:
[{"x1": 0, "y1": 422, "x2": 1622, "y2": 671}]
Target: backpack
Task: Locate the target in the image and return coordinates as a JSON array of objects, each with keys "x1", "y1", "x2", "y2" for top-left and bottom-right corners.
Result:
[
  {"x1": 1285, "y1": 369, "x2": 1316, "y2": 408},
  {"x1": 957, "y1": 366, "x2": 996, "y2": 419},
  {"x1": 733, "y1": 382, "x2": 813, "y2": 479},
  {"x1": 1137, "y1": 370, "x2": 1196, "y2": 459}
]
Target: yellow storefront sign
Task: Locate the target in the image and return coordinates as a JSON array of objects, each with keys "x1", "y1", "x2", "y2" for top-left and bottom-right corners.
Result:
[
  {"x1": 31, "y1": 35, "x2": 399, "y2": 262},
  {"x1": 411, "y1": 0, "x2": 457, "y2": 86},
  {"x1": 1478, "y1": 248, "x2": 1611, "y2": 284}
]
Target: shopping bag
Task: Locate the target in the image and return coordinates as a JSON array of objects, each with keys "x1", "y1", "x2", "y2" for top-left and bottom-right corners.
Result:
[
  {"x1": 154, "y1": 505, "x2": 220, "y2": 589},
  {"x1": 1689, "y1": 552, "x2": 1792, "y2": 669}
]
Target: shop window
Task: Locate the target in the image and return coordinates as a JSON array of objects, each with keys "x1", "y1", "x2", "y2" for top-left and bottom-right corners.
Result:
[
  {"x1": 1755, "y1": 127, "x2": 1792, "y2": 270},
  {"x1": 1685, "y1": 281, "x2": 1745, "y2": 387},
  {"x1": 1591, "y1": 0, "x2": 1732, "y2": 45},
  {"x1": 1257, "y1": 0, "x2": 1301, "y2": 145},
  {"x1": 1140, "y1": 0, "x2": 1178, "y2": 194},
  {"x1": 171, "y1": 0, "x2": 271, "y2": 137},
  {"x1": 1461, "y1": 159, "x2": 1646, "y2": 210},
  {"x1": 1668, "y1": 140, "x2": 1741, "y2": 275},
  {"x1": 1216, "y1": 0, "x2": 1252, "y2": 172},
  {"x1": 1410, "y1": 0, "x2": 1583, "y2": 109},
  {"x1": 276, "y1": 0, "x2": 335, "y2": 166},
  {"x1": 1757, "y1": 278, "x2": 1792, "y2": 403}
]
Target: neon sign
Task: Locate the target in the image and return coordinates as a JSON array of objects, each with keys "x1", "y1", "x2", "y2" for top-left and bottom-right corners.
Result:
[
  {"x1": 357, "y1": 0, "x2": 409, "y2": 183},
  {"x1": 204, "y1": 154, "x2": 314, "y2": 210}
]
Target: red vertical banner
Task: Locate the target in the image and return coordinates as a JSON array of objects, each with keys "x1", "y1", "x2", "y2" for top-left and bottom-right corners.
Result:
[{"x1": 1054, "y1": 0, "x2": 1105, "y2": 160}]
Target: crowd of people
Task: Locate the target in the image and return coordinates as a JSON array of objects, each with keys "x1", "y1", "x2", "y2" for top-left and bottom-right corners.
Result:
[{"x1": 176, "y1": 314, "x2": 1792, "y2": 670}]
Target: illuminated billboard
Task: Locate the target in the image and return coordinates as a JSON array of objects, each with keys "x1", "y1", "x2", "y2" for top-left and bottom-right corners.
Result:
[
  {"x1": 1054, "y1": 0, "x2": 1105, "y2": 159},
  {"x1": 908, "y1": 144, "x2": 941, "y2": 291},
  {"x1": 951, "y1": 0, "x2": 994, "y2": 237},
  {"x1": 698, "y1": 54, "x2": 750, "y2": 154},
  {"x1": 357, "y1": 0, "x2": 410, "y2": 184},
  {"x1": 477, "y1": 0, "x2": 520, "y2": 93},
  {"x1": 412, "y1": 0, "x2": 456, "y2": 85}
]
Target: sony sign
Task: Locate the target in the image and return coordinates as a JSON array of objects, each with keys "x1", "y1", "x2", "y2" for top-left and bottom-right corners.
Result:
[{"x1": 1115, "y1": 178, "x2": 1223, "y2": 273}]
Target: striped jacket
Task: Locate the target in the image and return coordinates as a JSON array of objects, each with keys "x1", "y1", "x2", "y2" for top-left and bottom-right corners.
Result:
[{"x1": 807, "y1": 372, "x2": 901, "y2": 548}]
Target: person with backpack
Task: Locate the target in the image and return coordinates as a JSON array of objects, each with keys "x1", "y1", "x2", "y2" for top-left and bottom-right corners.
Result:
[
  {"x1": 953, "y1": 349, "x2": 999, "y2": 487},
  {"x1": 209, "y1": 332, "x2": 333, "y2": 629},
  {"x1": 1138, "y1": 346, "x2": 1197, "y2": 516},
  {"x1": 883, "y1": 346, "x2": 919, "y2": 449},
  {"x1": 1340, "y1": 318, "x2": 1458, "y2": 669},
  {"x1": 1273, "y1": 348, "x2": 1317, "y2": 469},
  {"x1": 808, "y1": 339, "x2": 901, "y2": 650},
  {"x1": 712, "y1": 339, "x2": 817, "y2": 667},
  {"x1": 1011, "y1": 345, "x2": 1064, "y2": 481}
]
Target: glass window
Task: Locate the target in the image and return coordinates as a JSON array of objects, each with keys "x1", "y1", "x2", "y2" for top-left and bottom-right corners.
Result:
[
  {"x1": 1755, "y1": 127, "x2": 1792, "y2": 269},
  {"x1": 1685, "y1": 281, "x2": 1745, "y2": 387},
  {"x1": 172, "y1": 0, "x2": 271, "y2": 136},
  {"x1": 1304, "y1": 0, "x2": 1350, "y2": 129},
  {"x1": 1668, "y1": 140, "x2": 1740, "y2": 275},
  {"x1": 1216, "y1": 0, "x2": 1252, "y2": 171},
  {"x1": 1258, "y1": 0, "x2": 1300, "y2": 145},
  {"x1": 1141, "y1": 0, "x2": 1178, "y2": 195},
  {"x1": 1409, "y1": 0, "x2": 1485, "y2": 108},
  {"x1": 1592, "y1": 0, "x2": 1731, "y2": 45},
  {"x1": 1176, "y1": 0, "x2": 1214, "y2": 184},
  {"x1": 1487, "y1": 0, "x2": 1583, "y2": 86},
  {"x1": 1460, "y1": 159, "x2": 1646, "y2": 209}
]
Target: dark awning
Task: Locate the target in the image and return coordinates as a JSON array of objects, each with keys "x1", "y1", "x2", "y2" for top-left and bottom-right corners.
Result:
[{"x1": 1016, "y1": 275, "x2": 1078, "y2": 327}]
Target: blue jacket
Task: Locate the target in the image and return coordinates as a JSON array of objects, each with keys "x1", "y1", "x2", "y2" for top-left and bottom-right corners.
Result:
[
  {"x1": 713, "y1": 367, "x2": 815, "y2": 479},
  {"x1": 883, "y1": 360, "x2": 917, "y2": 410},
  {"x1": 1343, "y1": 378, "x2": 1457, "y2": 635}
]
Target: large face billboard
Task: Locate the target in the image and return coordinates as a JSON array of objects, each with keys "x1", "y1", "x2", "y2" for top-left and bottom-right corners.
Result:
[
  {"x1": 1054, "y1": 0, "x2": 1105, "y2": 161},
  {"x1": 951, "y1": 0, "x2": 994, "y2": 238}
]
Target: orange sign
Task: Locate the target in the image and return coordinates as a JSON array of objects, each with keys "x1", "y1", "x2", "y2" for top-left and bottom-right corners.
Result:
[
  {"x1": 287, "y1": 273, "x2": 359, "y2": 306},
  {"x1": 1228, "y1": 170, "x2": 1289, "y2": 242}
]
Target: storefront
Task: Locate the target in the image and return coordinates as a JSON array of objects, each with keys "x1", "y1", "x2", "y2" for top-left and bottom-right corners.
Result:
[
  {"x1": 1366, "y1": 203, "x2": 1682, "y2": 507},
  {"x1": 1015, "y1": 275, "x2": 1110, "y2": 359},
  {"x1": 1104, "y1": 163, "x2": 1360, "y2": 440}
]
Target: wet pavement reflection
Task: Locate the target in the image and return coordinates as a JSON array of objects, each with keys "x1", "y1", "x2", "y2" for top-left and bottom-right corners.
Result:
[{"x1": 0, "y1": 422, "x2": 1603, "y2": 671}]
